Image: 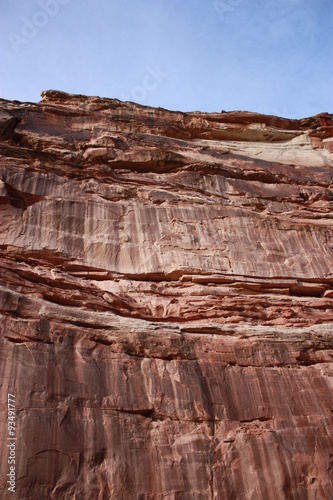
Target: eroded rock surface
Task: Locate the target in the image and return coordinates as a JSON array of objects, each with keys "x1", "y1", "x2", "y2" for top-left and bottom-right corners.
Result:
[{"x1": 0, "y1": 90, "x2": 333, "y2": 499}]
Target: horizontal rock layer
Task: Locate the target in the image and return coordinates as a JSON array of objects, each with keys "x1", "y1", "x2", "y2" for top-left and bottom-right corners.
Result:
[{"x1": 0, "y1": 90, "x2": 333, "y2": 499}]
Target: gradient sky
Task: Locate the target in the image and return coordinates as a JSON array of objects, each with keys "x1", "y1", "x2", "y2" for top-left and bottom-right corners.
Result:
[{"x1": 1, "y1": 0, "x2": 332, "y2": 117}]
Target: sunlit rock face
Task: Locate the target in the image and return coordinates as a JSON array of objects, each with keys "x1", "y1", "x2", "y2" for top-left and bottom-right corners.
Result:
[{"x1": 0, "y1": 90, "x2": 333, "y2": 499}]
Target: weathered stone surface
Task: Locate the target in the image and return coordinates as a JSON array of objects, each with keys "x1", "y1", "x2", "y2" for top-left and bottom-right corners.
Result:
[{"x1": 0, "y1": 90, "x2": 333, "y2": 499}]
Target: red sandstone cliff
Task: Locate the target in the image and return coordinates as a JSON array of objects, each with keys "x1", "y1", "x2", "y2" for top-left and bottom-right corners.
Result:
[{"x1": 0, "y1": 90, "x2": 333, "y2": 499}]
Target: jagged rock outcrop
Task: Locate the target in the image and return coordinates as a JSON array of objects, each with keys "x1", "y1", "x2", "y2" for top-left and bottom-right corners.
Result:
[{"x1": 0, "y1": 90, "x2": 333, "y2": 499}]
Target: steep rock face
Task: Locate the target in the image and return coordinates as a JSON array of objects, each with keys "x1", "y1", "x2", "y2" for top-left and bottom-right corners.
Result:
[{"x1": 0, "y1": 90, "x2": 333, "y2": 499}]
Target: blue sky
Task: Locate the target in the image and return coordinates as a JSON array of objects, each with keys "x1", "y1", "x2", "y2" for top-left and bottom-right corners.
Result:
[{"x1": 1, "y1": 0, "x2": 332, "y2": 117}]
